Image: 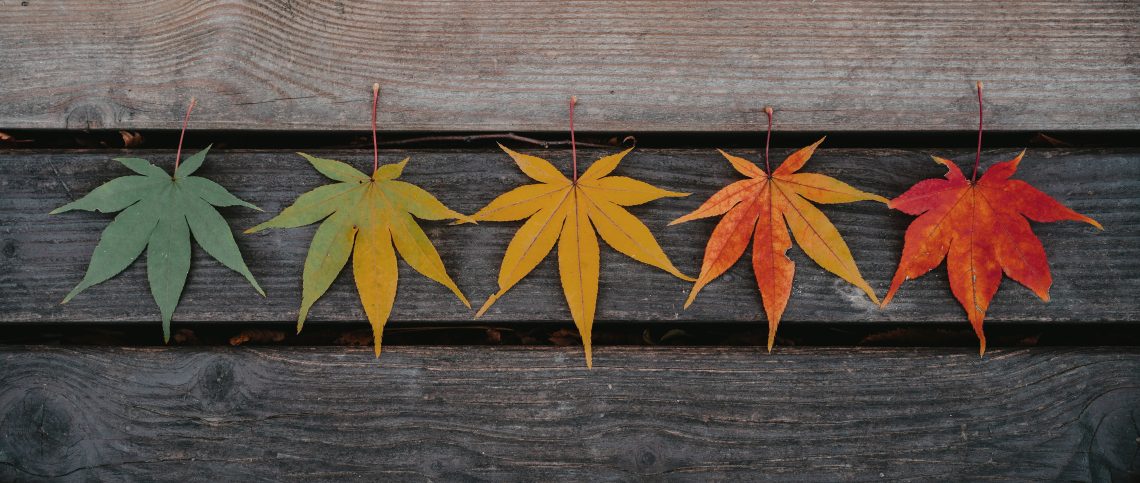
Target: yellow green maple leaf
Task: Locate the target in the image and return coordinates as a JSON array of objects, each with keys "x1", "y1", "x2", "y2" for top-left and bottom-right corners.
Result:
[{"x1": 247, "y1": 153, "x2": 470, "y2": 356}]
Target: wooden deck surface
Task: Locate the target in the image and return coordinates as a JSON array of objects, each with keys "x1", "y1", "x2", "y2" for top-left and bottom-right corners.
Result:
[
  {"x1": 2, "y1": 1, "x2": 1139, "y2": 480},
  {"x1": 2, "y1": 346, "x2": 1138, "y2": 481},
  {"x1": 1, "y1": 147, "x2": 1131, "y2": 327},
  {"x1": 1, "y1": 0, "x2": 1138, "y2": 132}
]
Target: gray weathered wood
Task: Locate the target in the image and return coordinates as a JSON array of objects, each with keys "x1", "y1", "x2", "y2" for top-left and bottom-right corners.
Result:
[
  {"x1": 1, "y1": 346, "x2": 1137, "y2": 481},
  {"x1": 1, "y1": 147, "x2": 1132, "y2": 327},
  {"x1": 1, "y1": 0, "x2": 1138, "y2": 132}
]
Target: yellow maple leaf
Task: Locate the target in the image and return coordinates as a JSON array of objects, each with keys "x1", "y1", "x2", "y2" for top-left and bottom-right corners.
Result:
[{"x1": 469, "y1": 141, "x2": 694, "y2": 368}]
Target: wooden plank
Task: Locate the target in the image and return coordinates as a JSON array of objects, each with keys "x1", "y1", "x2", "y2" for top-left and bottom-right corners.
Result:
[
  {"x1": 1, "y1": 346, "x2": 1137, "y2": 480},
  {"x1": 1, "y1": 147, "x2": 1132, "y2": 327},
  {"x1": 0, "y1": 1, "x2": 1138, "y2": 132}
]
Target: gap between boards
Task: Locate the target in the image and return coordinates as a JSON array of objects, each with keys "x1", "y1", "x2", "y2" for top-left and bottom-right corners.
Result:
[
  {"x1": 2, "y1": 130, "x2": 1138, "y2": 151},
  {"x1": 3, "y1": 322, "x2": 1139, "y2": 349}
]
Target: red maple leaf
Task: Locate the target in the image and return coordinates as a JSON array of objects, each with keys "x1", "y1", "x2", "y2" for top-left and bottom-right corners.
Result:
[{"x1": 881, "y1": 83, "x2": 1102, "y2": 353}]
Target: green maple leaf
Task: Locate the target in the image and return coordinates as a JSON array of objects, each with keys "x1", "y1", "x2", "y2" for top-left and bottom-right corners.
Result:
[{"x1": 52, "y1": 146, "x2": 264, "y2": 341}]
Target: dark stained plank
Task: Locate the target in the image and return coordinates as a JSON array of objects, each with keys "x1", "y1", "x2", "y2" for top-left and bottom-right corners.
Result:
[
  {"x1": 1, "y1": 1, "x2": 1138, "y2": 132},
  {"x1": 1, "y1": 147, "x2": 1132, "y2": 327},
  {"x1": 1, "y1": 346, "x2": 1138, "y2": 480}
]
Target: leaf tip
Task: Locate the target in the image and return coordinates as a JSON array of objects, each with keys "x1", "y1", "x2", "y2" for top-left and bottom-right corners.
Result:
[
  {"x1": 475, "y1": 294, "x2": 498, "y2": 319},
  {"x1": 456, "y1": 291, "x2": 472, "y2": 309},
  {"x1": 666, "y1": 264, "x2": 697, "y2": 282},
  {"x1": 668, "y1": 213, "x2": 693, "y2": 226},
  {"x1": 972, "y1": 323, "x2": 987, "y2": 356},
  {"x1": 61, "y1": 286, "x2": 82, "y2": 305},
  {"x1": 682, "y1": 289, "x2": 699, "y2": 309},
  {"x1": 880, "y1": 288, "x2": 897, "y2": 309},
  {"x1": 860, "y1": 284, "x2": 881, "y2": 306}
]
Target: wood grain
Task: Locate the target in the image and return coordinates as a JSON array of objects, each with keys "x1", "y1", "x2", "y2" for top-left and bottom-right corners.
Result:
[
  {"x1": 1, "y1": 0, "x2": 1138, "y2": 132},
  {"x1": 1, "y1": 147, "x2": 1132, "y2": 328},
  {"x1": 1, "y1": 346, "x2": 1137, "y2": 480}
]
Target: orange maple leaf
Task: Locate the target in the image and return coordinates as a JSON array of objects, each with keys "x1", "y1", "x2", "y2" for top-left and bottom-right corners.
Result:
[
  {"x1": 881, "y1": 83, "x2": 1102, "y2": 354},
  {"x1": 671, "y1": 109, "x2": 886, "y2": 350}
]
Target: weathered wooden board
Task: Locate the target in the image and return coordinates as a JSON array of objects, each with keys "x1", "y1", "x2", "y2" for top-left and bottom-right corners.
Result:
[
  {"x1": 1, "y1": 346, "x2": 1137, "y2": 480},
  {"x1": 1, "y1": 0, "x2": 1138, "y2": 132},
  {"x1": 1, "y1": 147, "x2": 1132, "y2": 327}
]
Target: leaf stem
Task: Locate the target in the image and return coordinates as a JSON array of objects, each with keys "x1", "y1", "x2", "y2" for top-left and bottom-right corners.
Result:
[
  {"x1": 174, "y1": 98, "x2": 196, "y2": 171},
  {"x1": 372, "y1": 83, "x2": 381, "y2": 175},
  {"x1": 569, "y1": 96, "x2": 578, "y2": 183},
  {"x1": 763, "y1": 106, "x2": 773, "y2": 174},
  {"x1": 972, "y1": 81, "x2": 983, "y2": 183}
]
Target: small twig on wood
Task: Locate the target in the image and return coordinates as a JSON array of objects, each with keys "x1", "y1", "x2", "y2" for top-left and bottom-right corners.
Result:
[{"x1": 376, "y1": 132, "x2": 635, "y2": 149}]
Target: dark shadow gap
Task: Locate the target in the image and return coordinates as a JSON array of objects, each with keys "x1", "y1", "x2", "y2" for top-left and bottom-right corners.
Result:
[
  {"x1": 2, "y1": 129, "x2": 1138, "y2": 151},
  {"x1": 2, "y1": 321, "x2": 1139, "y2": 350}
]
